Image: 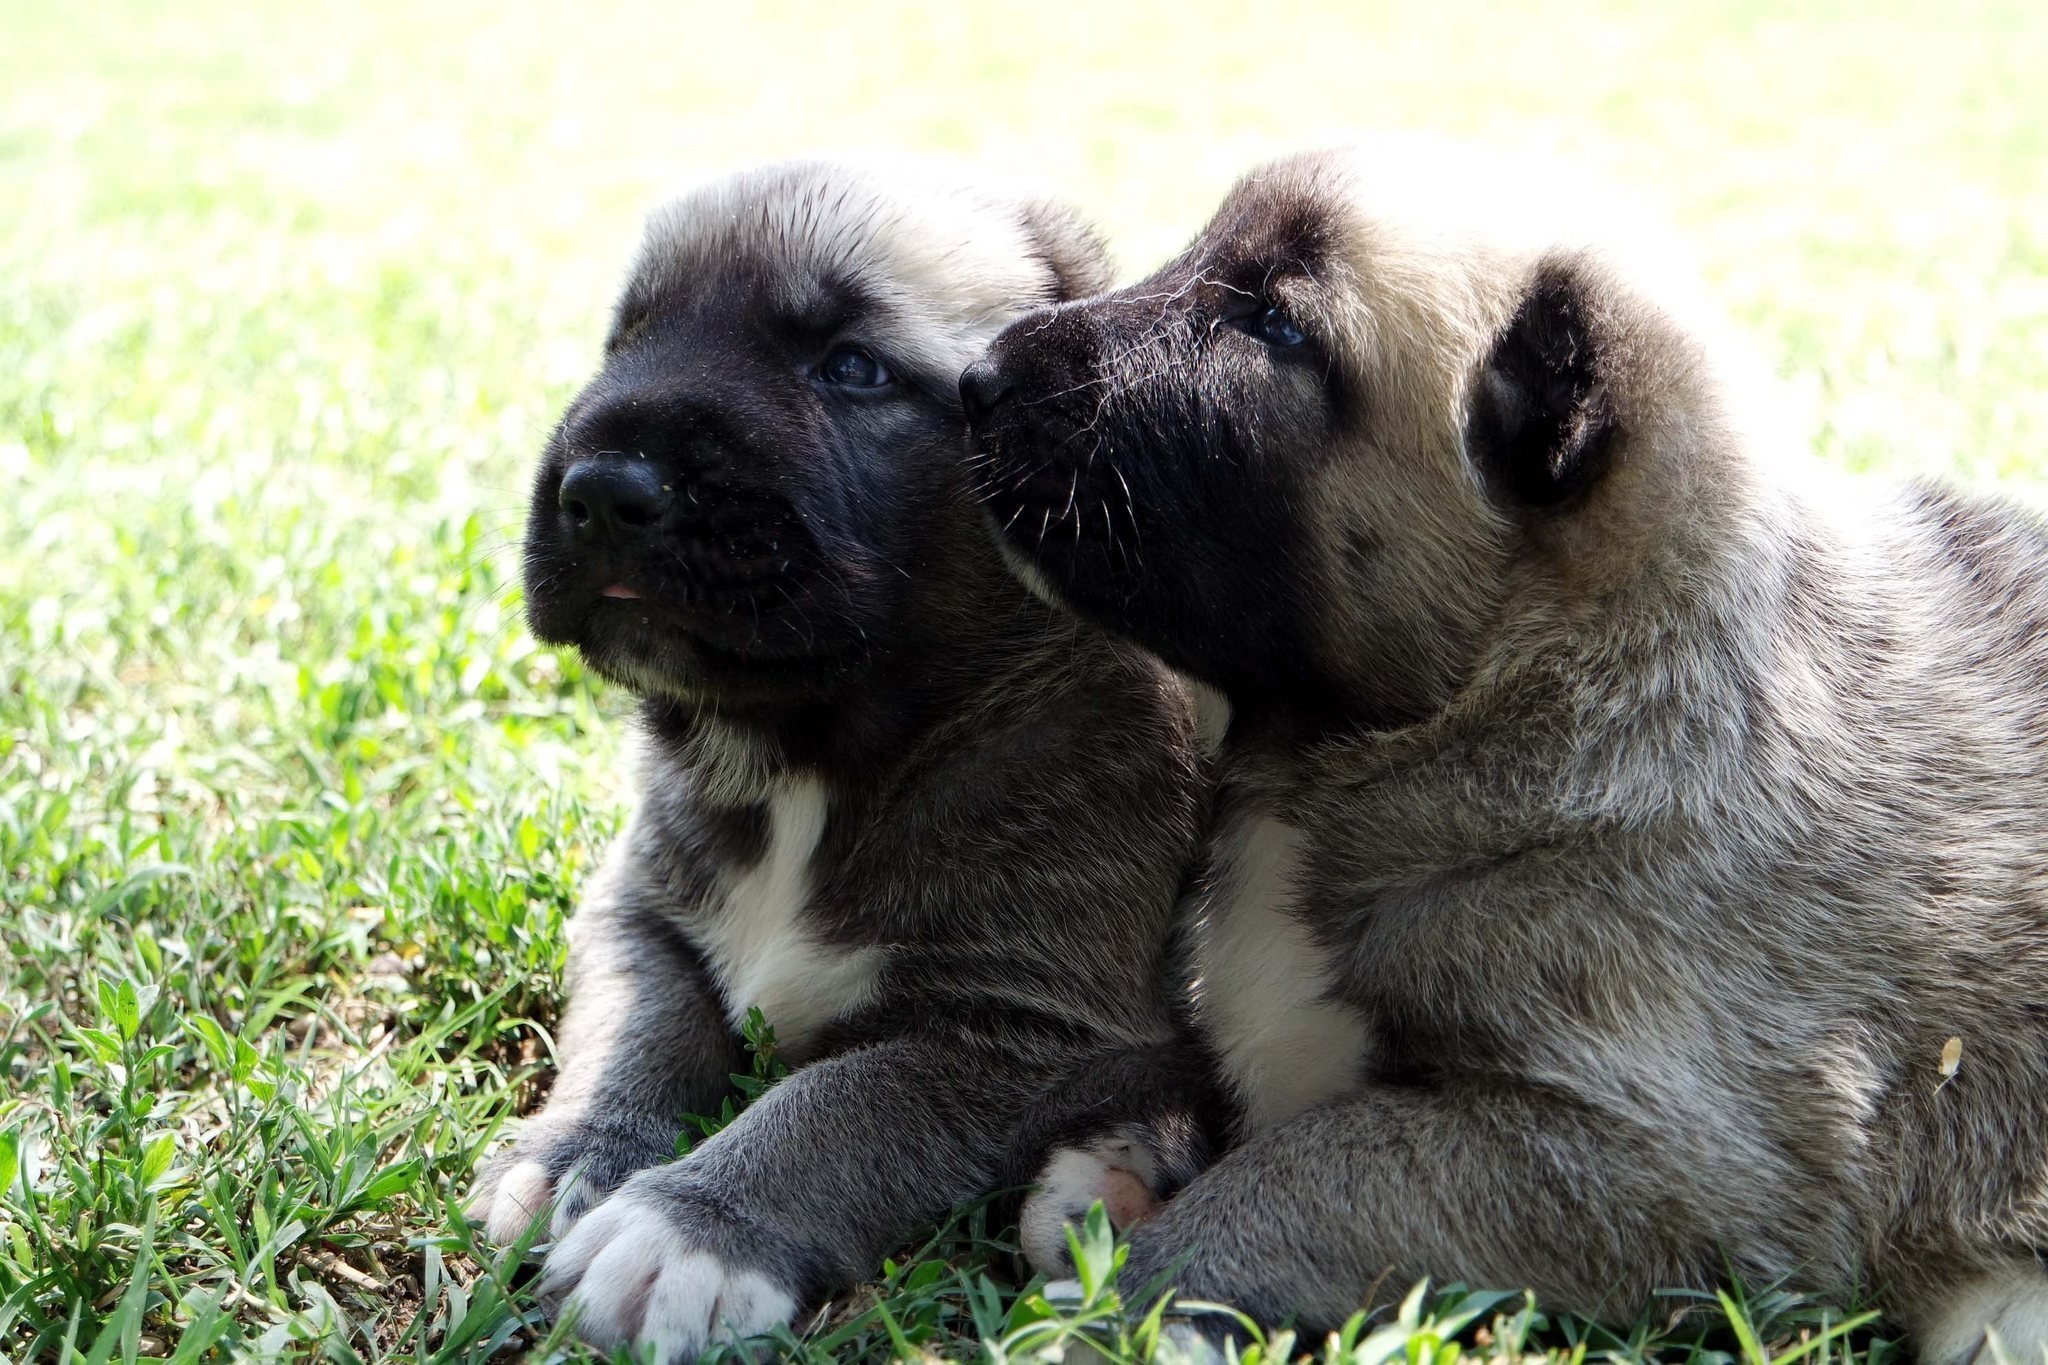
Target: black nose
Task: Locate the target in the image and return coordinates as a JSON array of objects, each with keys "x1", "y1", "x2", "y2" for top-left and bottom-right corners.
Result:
[
  {"x1": 959, "y1": 357, "x2": 1015, "y2": 424},
  {"x1": 559, "y1": 458, "x2": 673, "y2": 544}
]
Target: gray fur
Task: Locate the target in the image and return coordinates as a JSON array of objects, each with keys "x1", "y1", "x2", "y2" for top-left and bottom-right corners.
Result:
[
  {"x1": 464, "y1": 161, "x2": 1221, "y2": 1360},
  {"x1": 968, "y1": 141, "x2": 2048, "y2": 1361}
]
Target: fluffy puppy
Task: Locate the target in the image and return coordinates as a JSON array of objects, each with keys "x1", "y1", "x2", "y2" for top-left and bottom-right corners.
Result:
[
  {"x1": 964, "y1": 141, "x2": 2048, "y2": 1362},
  {"x1": 464, "y1": 161, "x2": 1223, "y2": 1362}
]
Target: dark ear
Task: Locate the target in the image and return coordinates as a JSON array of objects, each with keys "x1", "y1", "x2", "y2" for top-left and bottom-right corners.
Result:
[
  {"x1": 1013, "y1": 198, "x2": 1115, "y2": 302},
  {"x1": 1466, "y1": 263, "x2": 1618, "y2": 507}
]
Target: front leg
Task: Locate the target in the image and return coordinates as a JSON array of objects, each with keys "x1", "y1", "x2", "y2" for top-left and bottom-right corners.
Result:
[
  {"x1": 1113, "y1": 1082, "x2": 1792, "y2": 1334},
  {"x1": 468, "y1": 841, "x2": 741, "y2": 1242},
  {"x1": 540, "y1": 1031, "x2": 1055, "y2": 1360}
]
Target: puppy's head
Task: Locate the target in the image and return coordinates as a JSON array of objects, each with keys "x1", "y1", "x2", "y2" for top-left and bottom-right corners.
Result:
[
  {"x1": 967, "y1": 142, "x2": 1718, "y2": 723},
  {"x1": 525, "y1": 160, "x2": 1110, "y2": 704}
]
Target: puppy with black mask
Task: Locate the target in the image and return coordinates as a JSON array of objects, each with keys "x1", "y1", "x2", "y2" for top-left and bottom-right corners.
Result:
[
  {"x1": 464, "y1": 161, "x2": 1225, "y2": 1362},
  {"x1": 966, "y1": 141, "x2": 2048, "y2": 1361}
]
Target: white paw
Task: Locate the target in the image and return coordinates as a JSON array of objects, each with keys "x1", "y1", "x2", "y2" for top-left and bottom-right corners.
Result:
[
  {"x1": 1018, "y1": 1128, "x2": 1163, "y2": 1275},
  {"x1": 469, "y1": 1158, "x2": 552, "y2": 1244},
  {"x1": 540, "y1": 1189, "x2": 799, "y2": 1361},
  {"x1": 468, "y1": 1156, "x2": 608, "y2": 1243}
]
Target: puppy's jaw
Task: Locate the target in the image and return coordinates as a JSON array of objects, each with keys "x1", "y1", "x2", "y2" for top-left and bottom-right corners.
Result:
[{"x1": 521, "y1": 548, "x2": 868, "y2": 707}]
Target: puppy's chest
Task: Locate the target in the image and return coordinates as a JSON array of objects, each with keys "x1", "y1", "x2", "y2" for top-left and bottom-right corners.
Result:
[
  {"x1": 676, "y1": 779, "x2": 880, "y2": 1056},
  {"x1": 1196, "y1": 809, "x2": 1371, "y2": 1134}
]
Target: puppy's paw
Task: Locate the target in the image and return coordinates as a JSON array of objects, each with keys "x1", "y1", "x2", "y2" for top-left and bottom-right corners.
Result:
[
  {"x1": 465, "y1": 1114, "x2": 676, "y2": 1244},
  {"x1": 538, "y1": 1170, "x2": 805, "y2": 1362},
  {"x1": 1019, "y1": 1126, "x2": 1163, "y2": 1275}
]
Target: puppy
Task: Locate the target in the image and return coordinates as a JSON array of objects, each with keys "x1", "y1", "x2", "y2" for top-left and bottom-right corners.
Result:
[
  {"x1": 465, "y1": 161, "x2": 1224, "y2": 1361},
  {"x1": 964, "y1": 141, "x2": 2048, "y2": 1362}
]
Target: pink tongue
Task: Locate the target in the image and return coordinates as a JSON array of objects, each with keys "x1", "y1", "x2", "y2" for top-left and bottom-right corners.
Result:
[{"x1": 601, "y1": 585, "x2": 641, "y2": 600}]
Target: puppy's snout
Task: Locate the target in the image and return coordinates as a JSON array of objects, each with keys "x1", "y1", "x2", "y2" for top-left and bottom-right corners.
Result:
[
  {"x1": 559, "y1": 458, "x2": 673, "y2": 546},
  {"x1": 959, "y1": 357, "x2": 1016, "y2": 423},
  {"x1": 971, "y1": 305, "x2": 1111, "y2": 423}
]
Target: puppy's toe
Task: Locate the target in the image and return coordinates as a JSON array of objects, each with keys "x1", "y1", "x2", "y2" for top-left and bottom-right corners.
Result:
[
  {"x1": 465, "y1": 1118, "x2": 676, "y2": 1245},
  {"x1": 541, "y1": 1183, "x2": 800, "y2": 1363},
  {"x1": 1019, "y1": 1127, "x2": 1164, "y2": 1275},
  {"x1": 471, "y1": 1158, "x2": 556, "y2": 1245}
]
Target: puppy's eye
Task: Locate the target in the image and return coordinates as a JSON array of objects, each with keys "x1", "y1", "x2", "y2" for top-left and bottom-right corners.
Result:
[
  {"x1": 1253, "y1": 306, "x2": 1307, "y2": 348},
  {"x1": 819, "y1": 347, "x2": 892, "y2": 388}
]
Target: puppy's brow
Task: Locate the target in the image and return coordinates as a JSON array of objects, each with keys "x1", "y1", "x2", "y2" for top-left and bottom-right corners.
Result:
[{"x1": 785, "y1": 270, "x2": 879, "y2": 330}]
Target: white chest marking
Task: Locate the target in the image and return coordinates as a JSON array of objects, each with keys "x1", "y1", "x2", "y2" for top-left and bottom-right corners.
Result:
[
  {"x1": 1198, "y1": 813, "x2": 1369, "y2": 1134},
  {"x1": 687, "y1": 779, "x2": 880, "y2": 1053}
]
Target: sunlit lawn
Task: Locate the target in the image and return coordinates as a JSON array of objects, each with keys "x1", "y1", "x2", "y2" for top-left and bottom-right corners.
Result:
[{"x1": 4, "y1": 1, "x2": 2046, "y2": 1359}]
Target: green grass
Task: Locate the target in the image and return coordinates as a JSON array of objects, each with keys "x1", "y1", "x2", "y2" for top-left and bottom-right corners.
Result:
[{"x1": 4, "y1": 0, "x2": 2046, "y2": 1359}]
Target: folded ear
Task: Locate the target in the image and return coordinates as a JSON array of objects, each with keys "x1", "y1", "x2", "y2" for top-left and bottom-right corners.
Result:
[
  {"x1": 1013, "y1": 198, "x2": 1115, "y2": 303},
  {"x1": 1465, "y1": 261, "x2": 1619, "y2": 507}
]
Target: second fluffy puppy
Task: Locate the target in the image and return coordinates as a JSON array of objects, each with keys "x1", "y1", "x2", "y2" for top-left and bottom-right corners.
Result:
[{"x1": 968, "y1": 142, "x2": 2048, "y2": 1359}]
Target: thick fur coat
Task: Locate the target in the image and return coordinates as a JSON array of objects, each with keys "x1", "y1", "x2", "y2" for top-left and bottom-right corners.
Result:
[
  {"x1": 466, "y1": 161, "x2": 1222, "y2": 1362},
  {"x1": 965, "y1": 141, "x2": 2048, "y2": 1362}
]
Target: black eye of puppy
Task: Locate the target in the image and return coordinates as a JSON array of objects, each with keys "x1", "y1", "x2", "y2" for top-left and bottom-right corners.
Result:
[
  {"x1": 1249, "y1": 304, "x2": 1307, "y2": 348},
  {"x1": 819, "y1": 346, "x2": 892, "y2": 388}
]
